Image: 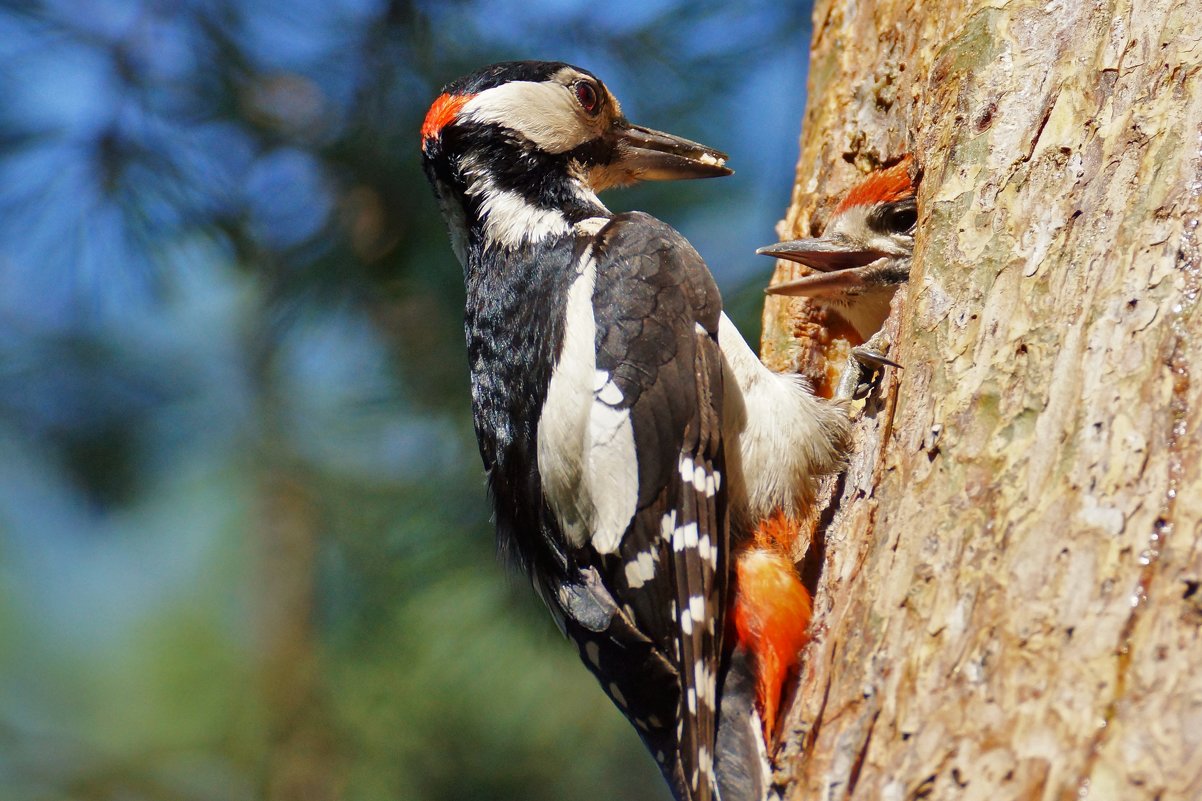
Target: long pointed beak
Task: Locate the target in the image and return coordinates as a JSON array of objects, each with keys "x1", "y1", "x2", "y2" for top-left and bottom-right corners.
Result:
[
  {"x1": 763, "y1": 269, "x2": 870, "y2": 298},
  {"x1": 611, "y1": 122, "x2": 732, "y2": 182},
  {"x1": 756, "y1": 238, "x2": 884, "y2": 272}
]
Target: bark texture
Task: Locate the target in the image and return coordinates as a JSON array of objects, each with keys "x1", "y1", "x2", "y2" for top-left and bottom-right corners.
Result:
[{"x1": 763, "y1": 2, "x2": 1202, "y2": 800}]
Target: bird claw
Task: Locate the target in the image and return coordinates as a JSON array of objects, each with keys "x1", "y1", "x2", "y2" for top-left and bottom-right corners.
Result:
[{"x1": 835, "y1": 333, "x2": 901, "y2": 401}]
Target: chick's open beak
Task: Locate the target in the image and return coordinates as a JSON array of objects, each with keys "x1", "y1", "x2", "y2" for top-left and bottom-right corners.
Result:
[
  {"x1": 758, "y1": 237, "x2": 897, "y2": 297},
  {"x1": 756, "y1": 238, "x2": 885, "y2": 272}
]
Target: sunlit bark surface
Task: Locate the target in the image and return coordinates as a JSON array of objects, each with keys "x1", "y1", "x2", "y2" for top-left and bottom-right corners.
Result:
[{"x1": 762, "y1": 2, "x2": 1202, "y2": 799}]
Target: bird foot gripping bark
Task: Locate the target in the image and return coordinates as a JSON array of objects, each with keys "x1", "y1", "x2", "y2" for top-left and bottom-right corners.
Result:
[{"x1": 835, "y1": 330, "x2": 901, "y2": 402}]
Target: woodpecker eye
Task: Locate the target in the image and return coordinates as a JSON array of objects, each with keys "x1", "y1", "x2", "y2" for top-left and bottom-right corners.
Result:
[
  {"x1": 575, "y1": 81, "x2": 600, "y2": 114},
  {"x1": 870, "y1": 198, "x2": 918, "y2": 235},
  {"x1": 889, "y1": 205, "x2": 918, "y2": 232}
]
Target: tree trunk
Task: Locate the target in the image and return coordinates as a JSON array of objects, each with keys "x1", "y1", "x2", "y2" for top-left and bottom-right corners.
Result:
[{"x1": 763, "y1": 2, "x2": 1202, "y2": 799}]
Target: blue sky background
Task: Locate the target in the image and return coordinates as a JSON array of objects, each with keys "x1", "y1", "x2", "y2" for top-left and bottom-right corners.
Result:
[{"x1": 0, "y1": 2, "x2": 814, "y2": 799}]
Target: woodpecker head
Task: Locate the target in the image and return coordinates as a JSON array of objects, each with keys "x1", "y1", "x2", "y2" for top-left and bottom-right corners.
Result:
[
  {"x1": 421, "y1": 61, "x2": 731, "y2": 263},
  {"x1": 758, "y1": 158, "x2": 917, "y2": 340}
]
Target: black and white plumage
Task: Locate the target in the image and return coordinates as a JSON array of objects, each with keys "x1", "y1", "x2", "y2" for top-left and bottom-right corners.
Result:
[{"x1": 421, "y1": 61, "x2": 848, "y2": 801}]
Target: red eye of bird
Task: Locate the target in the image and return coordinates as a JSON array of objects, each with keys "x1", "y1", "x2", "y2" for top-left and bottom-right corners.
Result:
[{"x1": 575, "y1": 81, "x2": 599, "y2": 114}]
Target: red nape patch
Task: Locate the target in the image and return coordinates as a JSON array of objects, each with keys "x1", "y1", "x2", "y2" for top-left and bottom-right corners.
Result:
[
  {"x1": 834, "y1": 155, "x2": 915, "y2": 214},
  {"x1": 421, "y1": 92, "x2": 474, "y2": 144}
]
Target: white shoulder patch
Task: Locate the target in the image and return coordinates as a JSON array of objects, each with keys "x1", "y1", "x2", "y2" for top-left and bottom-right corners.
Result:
[
  {"x1": 537, "y1": 253, "x2": 638, "y2": 553},
  {"x1": 538, "y1": 258, "x2": 597, "y2": 546},
  {"x1": 585, "y1": 371, "x2": 637, "y2": 553},
  {"x1": 594, "y1": 369, "x2": 623, "y2": 404}
]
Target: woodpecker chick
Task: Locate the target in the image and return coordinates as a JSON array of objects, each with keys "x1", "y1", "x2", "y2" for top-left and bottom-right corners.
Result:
[
  {"x1": 723, "y1": 162, "x2": 919, "y2": 767},
  {"x1": 760, "y1": 158, "x2": 917, "y2": 345},
  {"x1": 422, "y1": 61, "x2": 847, "y2": 801}
]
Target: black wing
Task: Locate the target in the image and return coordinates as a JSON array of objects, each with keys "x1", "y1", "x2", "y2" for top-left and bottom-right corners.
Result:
[{"x1": 557, "y1": 212, "x2": 729, "y2": 801}]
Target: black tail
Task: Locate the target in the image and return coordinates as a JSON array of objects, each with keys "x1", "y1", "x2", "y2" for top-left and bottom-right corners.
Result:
[{"x1": 715, "y1": 645, "x2": 769, "y2": 801}]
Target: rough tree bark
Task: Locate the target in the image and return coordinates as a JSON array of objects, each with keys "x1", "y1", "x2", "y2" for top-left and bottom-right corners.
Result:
[{"x1": 762, "y1": 1, "x2": 1202, "y2": 800}]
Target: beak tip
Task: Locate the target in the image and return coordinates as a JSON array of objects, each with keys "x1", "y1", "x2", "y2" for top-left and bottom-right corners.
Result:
[
  {"x1": 763, "y1": 284, "x2": 794, "y2": 297},
  {"x1": 758, "y1": 241, "x2": 807, "y2": 259},
  {"x1": 616, "y1": 123, "x2": 732, "y2": 181},
  {"x1": 697, "y1": 159, "x2": 733, "y2": 179}
]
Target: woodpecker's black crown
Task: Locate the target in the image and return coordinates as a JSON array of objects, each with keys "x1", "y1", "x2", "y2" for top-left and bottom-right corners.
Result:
[{"x1": 440, "y1": 60, "x2": 601, "y2": 96}]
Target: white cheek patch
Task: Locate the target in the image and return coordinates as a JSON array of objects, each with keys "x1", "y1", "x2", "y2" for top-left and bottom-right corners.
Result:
[
  {"x1": 462, "y1": 81, "x2": 595, "y2": 154},
  {"x1": 825, "y1": 203, "x2": 871, "y2": 240}
]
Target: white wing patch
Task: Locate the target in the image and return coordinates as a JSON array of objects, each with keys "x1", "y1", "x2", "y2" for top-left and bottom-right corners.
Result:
[
  {"x1": 623, "y1": 549, "x2": 658, "y2": 589},
  {"x1": 660, "y1": 510, "x2": 677, "y2": 541},
  {"x1": 672, "y1": 522, "x2": 699, "y2": 553},
  {"x1": 584, "y1": 641, "x2": 601, "y2": 668},
  {"x1": 698, "y1": 745, "x2": 715, "y2": 785},
  {"x1": 687, "y1": 594, "x2": 706, "y2": 623},
  {"x1": 679, "y1": 455, "x2": 695, "y2": 482}
]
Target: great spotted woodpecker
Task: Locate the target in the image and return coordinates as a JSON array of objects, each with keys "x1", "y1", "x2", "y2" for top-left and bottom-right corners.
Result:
[
  {"x1": 420, "y1": 61, "x2": 848, "y2": 801},
  {"x1": 759, "y1": 158, "x2": 917, "y2": 349}
]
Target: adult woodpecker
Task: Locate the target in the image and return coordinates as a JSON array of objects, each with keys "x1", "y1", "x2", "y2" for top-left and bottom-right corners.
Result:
[
  {"x1": 420, "y1": 61, "x2": 847, "y2": 801},
  {"x1": 758, "y1": 158, "x2": 917, "y2": 396}
]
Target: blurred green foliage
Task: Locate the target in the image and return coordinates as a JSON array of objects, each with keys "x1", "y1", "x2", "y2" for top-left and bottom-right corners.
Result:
[{"x1": 0, "y1": 1, "x2": 812, "y2": 799}]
